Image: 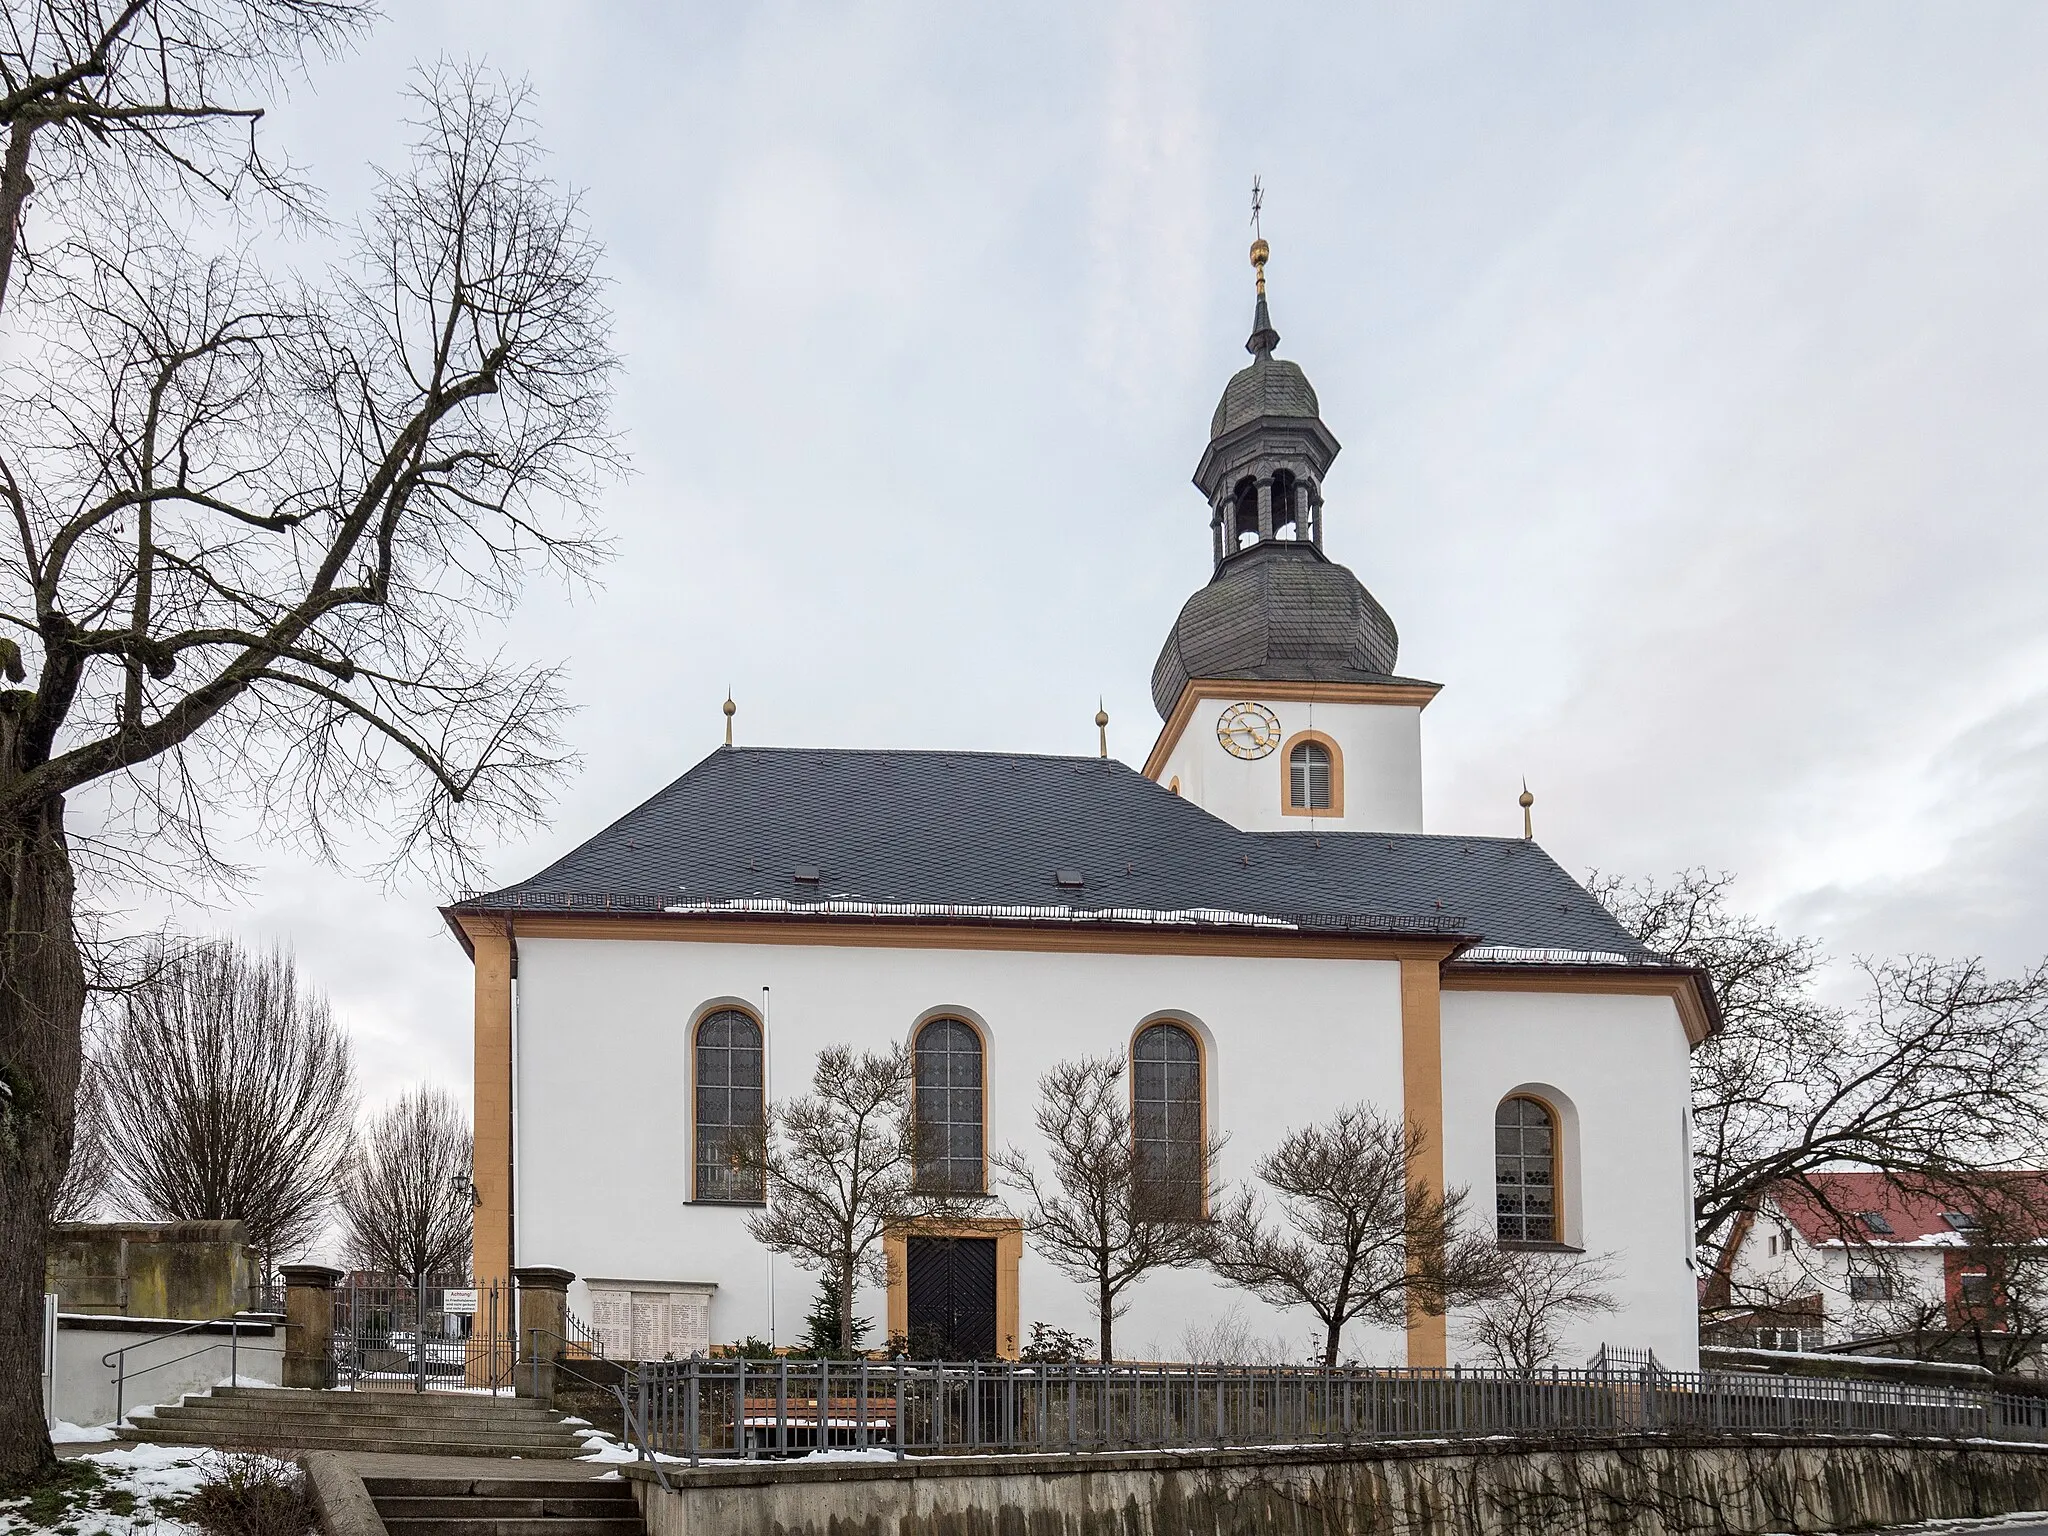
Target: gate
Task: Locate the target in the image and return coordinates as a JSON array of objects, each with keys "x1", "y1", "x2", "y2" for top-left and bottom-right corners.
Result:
[{"x1": 331, "y1": 1275, "x2": 516, "y2": 1391}]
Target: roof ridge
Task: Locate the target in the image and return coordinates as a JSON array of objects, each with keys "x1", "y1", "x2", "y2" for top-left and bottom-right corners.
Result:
[{"x1": 718, "y1": 744, "x2": 1129, "y2": 766}]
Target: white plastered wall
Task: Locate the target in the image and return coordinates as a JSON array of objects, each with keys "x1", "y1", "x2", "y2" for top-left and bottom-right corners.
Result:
[
  {"x1": 1151, "y1": 696, "x2": 1425, "y2": 833},
  {"x1": 1440, "y1": 987, "x2": 1702, "y2": 1369},
  {"x1": 512, "y1": 935, "x2": 1698, "y2": 1366}
]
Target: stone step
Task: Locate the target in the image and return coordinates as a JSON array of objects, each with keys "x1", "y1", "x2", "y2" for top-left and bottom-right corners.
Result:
[
  {"x1": 376, "y1": 1498, "x2": 635, "y2": 1520},
  {"x1": 144, "y1": 1403, "x2": 568, "y2": 1432},
  {"x1": 137, "y1": 1409, "x2": 583, "y2": 1441},
  {"x1": 380, "y1": 1520, "x2": 642, "y2": 1536},
  {"x1": 363, "y1": 1480, "x2": 629, "y2": 1502},
  {"x1": 115, "y1": 1427, "x2": 589, "y2": 1458},
  {"x1": 210, "y1": 1387, "x2": 543, "y2": 1412}
]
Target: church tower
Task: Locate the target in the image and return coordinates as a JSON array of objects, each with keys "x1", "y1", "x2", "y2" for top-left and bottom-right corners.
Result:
[{"x1": 1142, "y1": 238, "x2": 1439, "y2": 832}]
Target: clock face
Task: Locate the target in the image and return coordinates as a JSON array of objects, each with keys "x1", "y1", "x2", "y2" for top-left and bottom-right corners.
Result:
[{"x1": 1216, "y1": 702, "x2": 1282, "y2": 759}]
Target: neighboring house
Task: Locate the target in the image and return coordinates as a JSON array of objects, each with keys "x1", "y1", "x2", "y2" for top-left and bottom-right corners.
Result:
[
  {"x1": 1708, "y1": 1171, "x2": 2048, "y2": 1372},
  {"x1": 443, "y1": 243, "x2": 1719, "y2": 1369}
]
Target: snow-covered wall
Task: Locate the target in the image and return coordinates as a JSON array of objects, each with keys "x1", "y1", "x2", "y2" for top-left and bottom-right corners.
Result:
[{"x1": 510, "y1": 934, "x2": 1697, "y2": 1367}]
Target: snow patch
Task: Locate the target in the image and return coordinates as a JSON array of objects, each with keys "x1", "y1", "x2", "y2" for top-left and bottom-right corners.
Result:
[{"x1": 49, "y1": 1422, "x2": 117, "y2": 1444}]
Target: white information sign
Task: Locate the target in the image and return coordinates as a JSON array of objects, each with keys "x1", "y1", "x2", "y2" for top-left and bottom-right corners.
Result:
[{"x1": 442, "y1": 1287, "x2": 479, "y2": 1316}]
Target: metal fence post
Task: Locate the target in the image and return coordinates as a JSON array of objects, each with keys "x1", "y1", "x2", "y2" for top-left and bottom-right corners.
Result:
[
  {"x1": 894, "y1": 1357, "x2": 905, "y2": 1460},
  {"x1": 230, "y1": 1319, "x2": 239, "y2": 1388},
  {"x1": 688, "y1": 1353, "x2": 701, "y2": 1467}
]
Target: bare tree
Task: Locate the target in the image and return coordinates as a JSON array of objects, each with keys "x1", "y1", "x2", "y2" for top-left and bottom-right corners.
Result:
[
  {"x1": 50, "y1": 1048, "x2": 107, "y2": 1221},
  {"x1": 992, "y1": 1055, "x2": 1217, "y2": 1363},
  {"x1": 339, "y1": 1084, "x2": 472, "y2": 1283},
  {"x1": 1206, "y1": 1105, "x2": 1502, "y2": 1367},
  {"x1": 0, "y1": 41, "x2": 618, "y2": 1473},
  {"x1": 1460, "y1": 1248, "x2": 1618, "y2": 1373},
  {"x1": 97, "y1": 937, "x2": 355, "y2": 1266},
  {"x1": 1594, "y1": 872, "x2": 2048, "y2": 1272},
  {"x1": 748, "y1": 1045, "x2": 955, "y2": 1356},
  {"x1": 1850, "y1": 1173, "x2": 2048, "y2": 1376},
  {"x1": 0, "y1": 0, "x2": 376, "y2": 319}
]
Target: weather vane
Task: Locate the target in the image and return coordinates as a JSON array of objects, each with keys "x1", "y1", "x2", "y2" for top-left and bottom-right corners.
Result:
[{"x1": 1250, "y1": 174, "x2": 1264, "y2": 240}]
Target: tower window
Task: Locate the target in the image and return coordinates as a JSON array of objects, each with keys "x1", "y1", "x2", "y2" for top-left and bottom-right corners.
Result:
[{"x1": 1289, "y1": 741, "x2": 1332, "y2": 810}]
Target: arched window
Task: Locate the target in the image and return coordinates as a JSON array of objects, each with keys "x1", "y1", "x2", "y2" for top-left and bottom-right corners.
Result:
[
  {"x1": 1132, "y1": 1022, "x2": 1204, "y2": 1219},
  {"x1": 694, "y1": 1008, "x2": 764, "y2": 1203},
  {"x1": 1289, "y1": 740, "x2": 1333, "y2": 810},
  {"x1": 914, "y1": 1017, "x2": 985, "y2": 1194},
  {"x1": 1495, "y1": 1096, "x2": 1558, "y2": 1242}
]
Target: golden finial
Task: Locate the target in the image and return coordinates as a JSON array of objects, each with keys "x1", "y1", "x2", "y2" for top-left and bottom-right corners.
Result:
[
  {"x1": 1519, "y1": 780, "x2": 1535, "y2": 841},
  {"x1": 1095, "y1": 699, "x2": 1110, "y2": 759},
  {"x1": 723, "y1": 691, "x2": 736, "y2": 747}
]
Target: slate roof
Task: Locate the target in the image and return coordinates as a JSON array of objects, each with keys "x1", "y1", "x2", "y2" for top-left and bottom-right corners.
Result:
[
  {"x1": 455, "y1": 746, "x2": 1661, "y2": 964},
  {"x1": 1211, "y1": 353, "x2": 1320, "y2": 439},
  {"x1": 1151, "y1": 542, "x2": 1416, "y2": 717}
]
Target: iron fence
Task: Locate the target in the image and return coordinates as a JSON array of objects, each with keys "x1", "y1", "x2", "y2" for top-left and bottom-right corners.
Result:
[
  {"x1": 619, "y1": 1357, "x2": 2048, "y2": 1466},
  {"x1": 331, "y1": 1276, "x2": 515, "y2": 1391}
]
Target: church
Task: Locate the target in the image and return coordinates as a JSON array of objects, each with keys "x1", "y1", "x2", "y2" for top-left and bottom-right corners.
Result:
[{"x1": 444, "y1": 239, "x2": 1715, "y2": 1370}]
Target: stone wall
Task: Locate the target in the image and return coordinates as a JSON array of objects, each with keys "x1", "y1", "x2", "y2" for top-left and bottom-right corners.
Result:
[
  {"x1": 46, "y1": 1221, "x2": 261, "y2": 1320},
  {"x1": 627, "y1": 1436, "x2": 2048, "y2": 1536}
]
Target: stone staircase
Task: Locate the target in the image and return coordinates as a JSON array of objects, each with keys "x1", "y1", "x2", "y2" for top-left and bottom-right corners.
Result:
[
  {"x1": 364, "y1": 1473, "x2": 642, "y2": 1536},
  {"x1": 120, "y1": 1385, "x2": 594, "y2": 1458}
]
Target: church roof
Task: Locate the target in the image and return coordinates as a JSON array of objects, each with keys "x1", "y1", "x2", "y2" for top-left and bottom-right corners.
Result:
[
  {"x1": 1151, "y1": 541, "x2": 1419, "y2": 717},
  {"x1": 454, "y1": 746, "x2": 1661, "y2": 965}
]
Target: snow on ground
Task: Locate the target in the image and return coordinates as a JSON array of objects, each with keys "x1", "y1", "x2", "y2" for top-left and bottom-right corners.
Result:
[
  {"x1": 0, "y1": 1444, "x2": 210, "y2": 1536},
  {"x1": 47, "y1": 1425, "x2": 115, "y2": 1445}
]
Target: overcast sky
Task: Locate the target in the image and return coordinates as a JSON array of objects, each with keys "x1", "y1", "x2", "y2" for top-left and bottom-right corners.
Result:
[{"x1": 169, "y1": 1, "x2": 2048, "y2": 1110}]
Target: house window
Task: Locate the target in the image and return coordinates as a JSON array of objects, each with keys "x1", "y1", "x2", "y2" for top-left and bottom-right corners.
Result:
[
  {"x1": 1495, "y1": 1096, "x2": 1559, "y2": 1242},
  {"x1": 694, "y1": 1008, "x2": 764, "y2": 1203},
  {"x1": 913, "y1": 1017, "x2": 985, "y2": 1194},
  {"x1": 1131, "y1": 1022, "x2": 1204, "y2": 1219},
  {"x1": 1849, "y1": 1266, "x2": 1895, "y2": 1302},
  {"x1": 1289, "y1": 741, "x2": 1332, "y2": 809}
]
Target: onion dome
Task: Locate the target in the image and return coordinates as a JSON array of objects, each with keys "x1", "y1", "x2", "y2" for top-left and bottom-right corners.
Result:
[
  {"x1": 1154, "y1": 234, "x2": 1412, "y2": 718},
  {"x1": 1151, "y1": 542, "x2": 1400, "y2": 716}
]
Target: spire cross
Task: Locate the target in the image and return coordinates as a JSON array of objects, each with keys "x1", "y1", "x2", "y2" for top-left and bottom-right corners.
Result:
[{"x1": 1250, "y1": 175, "x2": 1264, "y2": 240}]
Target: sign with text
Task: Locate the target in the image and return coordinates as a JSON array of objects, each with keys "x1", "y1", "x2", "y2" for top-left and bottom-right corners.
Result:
[{"x1": 442, "y1": 1288, "x2": 479, "y2": 1315}]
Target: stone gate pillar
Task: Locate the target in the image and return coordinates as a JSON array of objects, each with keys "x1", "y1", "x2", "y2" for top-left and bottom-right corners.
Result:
[
  {"x1": 279, "y1": 1264, "x2": 342, "y2": 1389},
  {"x1": 513, "y1": 1266, "x2": 575, "y2": 1403}
]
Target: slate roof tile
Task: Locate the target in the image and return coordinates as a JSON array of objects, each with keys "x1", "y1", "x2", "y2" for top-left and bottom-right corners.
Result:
[{"x1": 458, "y1": 746, "x2": 1656, "y2": 962}]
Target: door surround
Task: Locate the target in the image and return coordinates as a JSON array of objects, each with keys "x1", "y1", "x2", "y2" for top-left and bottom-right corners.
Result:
[{"x1": 885, "y1": 1216, "x2": 1022, "y2": 1360}]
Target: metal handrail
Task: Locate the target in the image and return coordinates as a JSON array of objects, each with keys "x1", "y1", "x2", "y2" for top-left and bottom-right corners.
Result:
[
  {"x1": 100, "y1": 1311, "x2": 276, "y2": 1424},
  {"x1": 528, "y1": 1329, "x2": 672, "y2": 1493}
]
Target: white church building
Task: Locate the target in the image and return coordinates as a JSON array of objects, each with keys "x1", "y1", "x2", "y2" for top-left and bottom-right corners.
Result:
[{"x1": 446, "y1": 243, "x2": 1716, "y2": 1370}]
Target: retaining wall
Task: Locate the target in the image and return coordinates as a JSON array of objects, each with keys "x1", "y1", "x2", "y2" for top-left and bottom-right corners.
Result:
[
  {"x1": 625, "y1": 1436, "x2": 2048, "y2": 1536},
  {"x1": 52, "y1": 1314, "x2": 283, "y2": 1427}
]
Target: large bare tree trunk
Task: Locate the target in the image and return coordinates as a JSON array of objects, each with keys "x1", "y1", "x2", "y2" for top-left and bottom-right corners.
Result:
[
  {"x1": 0, "y1": 789, "x2": 86, "y2": 1481},
  {"x1": 1098, "y1": 1277, "x2": 1113, "y2": 1363}
]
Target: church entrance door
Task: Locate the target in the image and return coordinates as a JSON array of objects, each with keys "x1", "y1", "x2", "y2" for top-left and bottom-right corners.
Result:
[{"x1": 903, "y1": 1236, "x2": 997, "y2": 1358}]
